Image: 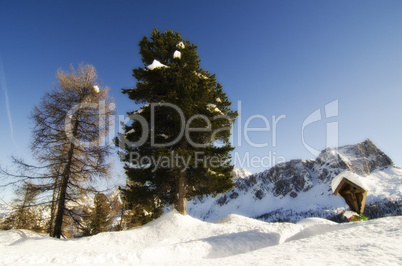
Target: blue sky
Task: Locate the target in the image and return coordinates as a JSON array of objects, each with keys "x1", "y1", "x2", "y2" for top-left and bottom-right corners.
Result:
[{"x1": 1, "y1": 0, "x2": 402, "y2": 196}]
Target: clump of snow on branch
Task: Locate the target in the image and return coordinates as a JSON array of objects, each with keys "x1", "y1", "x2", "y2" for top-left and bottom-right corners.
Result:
[
  {"x1": 159, "y1": 134, "x2": 169, "y2": 139},
  {"x1": 216, "y1": 97, "x2": 222, "y2": 103},
  {"x1": 147, "y1": 60, "x2": 169, "y2": 70},
  {"x1": 206, "y1": 103, "x2": 224, "y2": 115},
  {"x1": 173, "y1": 50, "x2": 181, "y2": 59},
  {"x1": 176, "y1": 41, "x2": 185, "y2": 49},
  {"x1": 126, "y1": 129, "x2": 135, "y2": 135},
  {"x1": 194, "y1": 71, "x2": 208, "y2": 79},
  {"x1": 207, "y1": 168, "x2": 224, "y2": 177},
  {"x1": 134, "y1": 103, "x2": 150, "y2": 114},
  {"x1": 93, "y1": 85, "x2": 100, "y2": 93}
]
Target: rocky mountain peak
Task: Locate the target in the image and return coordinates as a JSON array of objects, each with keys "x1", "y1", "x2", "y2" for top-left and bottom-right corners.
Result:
[
  {"x1": 259, "y1": 139, "x2": 392, "y2": 197},
  {"x1": 315, "y1": 139, "x2": 393, "y2": 181}
]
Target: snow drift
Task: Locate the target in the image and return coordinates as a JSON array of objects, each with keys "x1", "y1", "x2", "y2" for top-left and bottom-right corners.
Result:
[{"x1": 0, "y1": 211, "x2": 401, "y2": 265}]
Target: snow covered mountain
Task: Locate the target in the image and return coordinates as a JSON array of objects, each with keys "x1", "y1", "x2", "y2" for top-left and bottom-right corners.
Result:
[{"x1": 188, "y1": 139, "x2": 402, "y2": 222}]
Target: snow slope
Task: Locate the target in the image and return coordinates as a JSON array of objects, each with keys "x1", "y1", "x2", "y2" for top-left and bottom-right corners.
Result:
[{"x1": 0, "y1": 210, "x2": 401, "y2": 265}]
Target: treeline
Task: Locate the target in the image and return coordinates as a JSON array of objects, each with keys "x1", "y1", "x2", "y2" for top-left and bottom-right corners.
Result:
[{"x1": 0, "y1": 188, "x2": 158, "y2": 237}]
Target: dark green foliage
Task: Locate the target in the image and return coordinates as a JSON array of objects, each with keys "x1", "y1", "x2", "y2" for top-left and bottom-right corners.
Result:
[{"x1": 118, "y1": 29, "x2": 238, "y2": 215}]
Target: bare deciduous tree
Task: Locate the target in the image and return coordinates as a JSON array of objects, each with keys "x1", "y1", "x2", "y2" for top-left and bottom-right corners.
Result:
[
  {"x1": 34, "y1": 64, "x2": 115, "y2": 238},
  {"x1": 0, "y1": 64, "x2": 115, "y2": 238}
]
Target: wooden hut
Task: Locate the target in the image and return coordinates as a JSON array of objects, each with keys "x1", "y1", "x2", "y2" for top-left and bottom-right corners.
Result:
[{"x1": 331, "y1": 171, "x2": 368, "y2": 214}]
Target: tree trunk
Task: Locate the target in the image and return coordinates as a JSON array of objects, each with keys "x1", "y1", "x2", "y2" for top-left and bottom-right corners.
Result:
[
  {"x1": 175, "y1": 140, "x2": 187, "y2": 215},
  {"x1": 52, "y1": 169, "x2": 69, "y2": 238},
  {"x1": 48, "y1": 174, "x2": 59, "y2": 236},
  {"x1": 53, "y1": 139, "x2": 77, "y2": 238},
  {"x1": 53, "y1": 96, "x2": 82, "y2": 238},
  {"x1": 175, "y1": 170, "x2": 187, "y2": 215}
]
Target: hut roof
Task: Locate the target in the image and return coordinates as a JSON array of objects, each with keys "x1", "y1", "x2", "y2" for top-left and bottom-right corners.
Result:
[{"x1": 331, "y1": 171, "x2": 369, "y2": 195}]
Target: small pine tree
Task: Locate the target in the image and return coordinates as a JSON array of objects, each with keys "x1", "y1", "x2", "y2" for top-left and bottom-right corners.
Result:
[
  {"x1": 0, "y1": 182, "x2": 45, "y2": 232},
  {"x1": 88, "y1": 193, "x2": 112, "y2": 235},
  {"x1": 118, "y1": 29, "x2": 238, "y2": 216},
  {"x1": 15, "y1": 182, "x2": 41, "y2": 229}
]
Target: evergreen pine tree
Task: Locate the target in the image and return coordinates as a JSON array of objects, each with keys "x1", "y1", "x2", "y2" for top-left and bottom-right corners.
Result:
[{"x1": 118, "y1": 29, "x2": 238, "y2": 215}]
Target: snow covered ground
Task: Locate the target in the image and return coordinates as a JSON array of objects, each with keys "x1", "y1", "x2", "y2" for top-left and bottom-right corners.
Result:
[{"x1": 0, "y1": 210, "x2": 401, "y2": 265}]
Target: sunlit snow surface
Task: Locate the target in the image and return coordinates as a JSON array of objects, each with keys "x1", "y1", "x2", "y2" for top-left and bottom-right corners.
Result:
[{"x1": 0, "y1": 211, "x2": 401, "y2": 265}]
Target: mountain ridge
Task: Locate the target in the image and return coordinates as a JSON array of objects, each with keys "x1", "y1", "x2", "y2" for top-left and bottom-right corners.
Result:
[{"x1": 188, "y1": 139, "x2": 401, "y2": 222}]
